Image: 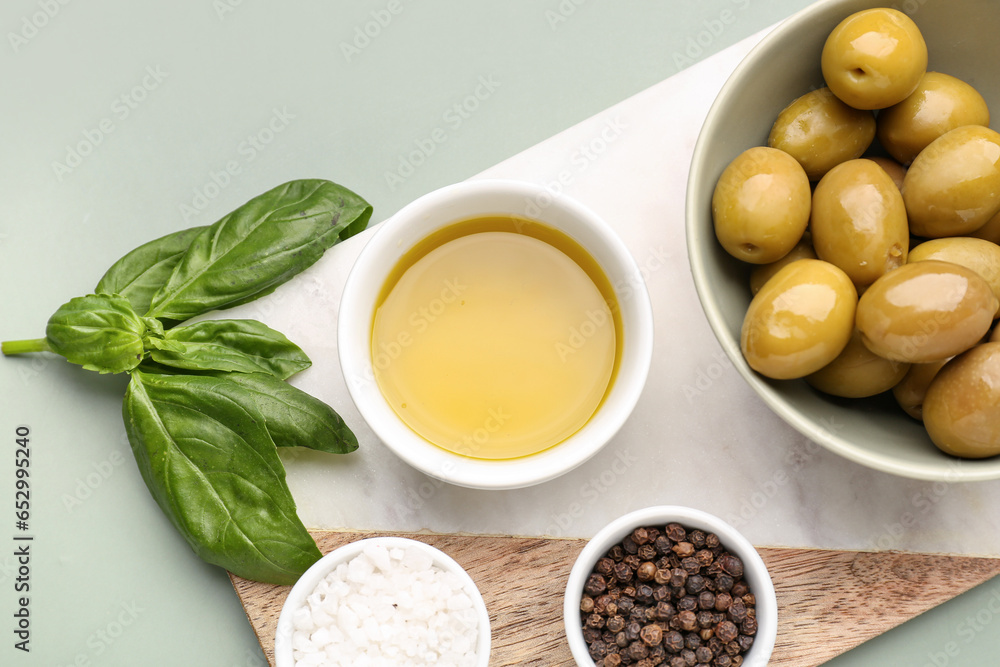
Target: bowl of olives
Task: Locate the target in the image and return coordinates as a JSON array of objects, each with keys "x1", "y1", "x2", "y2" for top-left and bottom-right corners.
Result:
[{"x1": 686, "y1": 0, "x2": 1000, "y2": 481}]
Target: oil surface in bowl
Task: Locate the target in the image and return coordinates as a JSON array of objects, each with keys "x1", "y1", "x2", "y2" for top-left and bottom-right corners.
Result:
[{"x1": 372, "y1": 217, "x2": 620, "y2": 459}]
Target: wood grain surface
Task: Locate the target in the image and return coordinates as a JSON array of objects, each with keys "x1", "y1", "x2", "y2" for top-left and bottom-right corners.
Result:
[{"x1": 231, "y1": 530, "x2": 1000, "y2": 666}]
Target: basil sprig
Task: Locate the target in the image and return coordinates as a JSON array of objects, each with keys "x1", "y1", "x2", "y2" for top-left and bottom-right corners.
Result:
[{"x1": 2, "y1": 179, "x2": 370, "y2": 584}]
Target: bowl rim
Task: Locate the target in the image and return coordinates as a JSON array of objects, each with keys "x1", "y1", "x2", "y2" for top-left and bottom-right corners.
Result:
[
  {"x1": 684, "y1": 0, "x2": 1000, "y2": 483},
  {"x1": 563, "y1": 505, "x2": 778, "y2": 667},
  {"x1": 274, "y1": 536, "x2": 491, "y2": 667},
  {"x1": 338, "y1": 178, "x2": 654, "y2": 490}
]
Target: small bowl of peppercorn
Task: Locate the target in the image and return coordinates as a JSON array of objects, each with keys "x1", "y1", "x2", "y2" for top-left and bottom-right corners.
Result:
[{"x1": 563, "y1": 506, "x2": 777, "y2": 667}]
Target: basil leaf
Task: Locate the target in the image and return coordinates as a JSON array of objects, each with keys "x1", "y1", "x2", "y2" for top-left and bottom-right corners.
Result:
[
  {"x1": 220, "y1": 372, "x2": 358, "y2": 454},
  {"x1": 96, "y1": 226, "x2": 208, "y2": 315},
  {"x1": 147, "y1": 319, "x2": 311, "y2": 379},
  {"x1": 46, "y1": 294, "x2": 146, "y2": 374},
  {"x1": 123, "y1": 370, "x2": 321, "y2": 584},
  {"x1": 146, "y1": 179, "x2": 372, "y2": 322}
]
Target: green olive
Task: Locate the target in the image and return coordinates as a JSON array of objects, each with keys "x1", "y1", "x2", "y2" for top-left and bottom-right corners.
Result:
[
  {"x1": 821, "y1": 8, "x2": 927, "y2": 110},
  {"x1": 806, "y1": 329, "x2": 910, "y2": 398},
  {"x1": 877, "y1": 72, "x2": 990, "y2": 165},
  {"x1": 892, "y1": 358, "x2": 950, "y2": 420},
  {"x1": 902, "y1": 125, "x2": 1000, "y2": 237},
  {"x1": 712, "y1": 147, "x2": 811, "y2": 264},
  {"x1": 969, "y1": 209, "x2": 1000, "y2": 245},
  {"x1": 923, "y1": 342, "x2": 1000, "y2": 458},
  {"x1": 867, "y1": 156, "x2": 906, "y2": 191},
  {"x1": 811, "y1": 159, "x2": 908, "y2": 288},
  {"x1": 768, "y1": 88, "x2": 876, "y2": 180},
  {"x1": 741, "y1": 259, "x2": 857, "y2": 379},
  {"x1": 856, "y1": 260, "x2": 999, "y2": 363},
  {"x1": 909, "y1": 237, "x2": 1000, "y2": 317},
  {"x1": 749, "y1": 234, "x2": 817, "y2": 295}
]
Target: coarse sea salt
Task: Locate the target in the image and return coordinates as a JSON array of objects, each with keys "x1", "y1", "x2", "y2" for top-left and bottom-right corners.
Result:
[{"x1": 291, "y1": 543, "x2": 480, "y2": 667}]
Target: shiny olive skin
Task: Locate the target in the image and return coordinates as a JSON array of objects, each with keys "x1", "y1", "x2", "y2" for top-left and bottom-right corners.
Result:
[
  {"x1": 741, "y1": 259, "x2": 857, "y2": 379},
  {"x1": 821, "y1": 8, "x2": 927, "y2": 110},
  {"x1": 924, "y1": 342, "x2": 1000, "y2": 458},
  {"x1": 877, "y1": 72, "x2": 990, "y2": 165},
  {"x1": 909, "y1": 237, "x2": 1000, "y2": 316},
  {"x1": 856, "y1": 260, "x2": 999, "y2": 363},
  {"x1": 811, "y1": 159, "x2": 909, "y2": 288},
  {"x1": 749, "y1": 235, "x2": 817, "y2": 295},
  {"x1": 712, "y1": 146, "x2": 812, "y2": 264},
  {"x1": 867, "y1": 156, "x2": 906, "y2": 191},
  {"x1": 892, "y1": 358, "x2": 950, "y2": 420},
  {"x1": 902, "y1": 125, "x2": 1000, "y2": 238},
  {"x1": 806, "y1": 329, "x2": 910, "y2": 398},
  {"x1": 768, "y1": 88, "x2": 876, "y2": 180}
]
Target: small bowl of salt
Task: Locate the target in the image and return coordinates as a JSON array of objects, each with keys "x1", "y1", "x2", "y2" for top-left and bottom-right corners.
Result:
[{"x1": 274, "y1": 536, "x2": 491, "y2": 667}]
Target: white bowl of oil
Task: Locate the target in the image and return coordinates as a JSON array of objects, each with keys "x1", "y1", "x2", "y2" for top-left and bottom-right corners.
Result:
[{"x1": 339, "y1": 179, "x2": 653, "y2": 489}]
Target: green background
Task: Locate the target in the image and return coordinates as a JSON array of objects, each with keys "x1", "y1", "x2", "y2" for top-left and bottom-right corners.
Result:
[{"x1": 1, "y1": 0, "x2": 997, "y2": 665}]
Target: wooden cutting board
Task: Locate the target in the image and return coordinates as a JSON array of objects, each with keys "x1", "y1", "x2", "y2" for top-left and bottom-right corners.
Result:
[{"x1": 231, "y1": 530, "x2": 1000, "y2": 666}]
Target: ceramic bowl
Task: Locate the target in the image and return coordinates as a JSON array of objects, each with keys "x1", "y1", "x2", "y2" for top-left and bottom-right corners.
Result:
[
  {"x1": 685, "y1": 0, "x2": 1000, "y2": 481},
  {"x1": 563, "y1": 505, "x2": 777, "y2": 666},
  {"x1": 339, "y1": 179, "x2": 654, "y2": 489},
  {"x1": 274, "y1": 536, "x2": 491, "y2": 667}
]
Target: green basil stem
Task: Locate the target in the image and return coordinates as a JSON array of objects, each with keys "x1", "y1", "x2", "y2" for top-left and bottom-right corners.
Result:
[{"x1": 1, "y1": 338, "x2": 50, "y2": 356}]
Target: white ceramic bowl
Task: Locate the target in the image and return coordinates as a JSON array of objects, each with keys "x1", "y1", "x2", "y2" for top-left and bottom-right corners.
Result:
[
  {"x1": 339, "y1": 179, "x2": 654, "y2": 489},
  {"x1": 274, "y1": 536, "x2": 491, "y2": 667},
  {"x1": 563, "y1": 506, "x2": 777, "y2": 667},
  {"x1": 686, "y1": 0, "x2": 1000, "y2": 481}
]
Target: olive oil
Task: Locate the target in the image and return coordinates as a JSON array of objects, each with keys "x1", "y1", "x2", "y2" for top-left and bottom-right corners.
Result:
[{"x1": 372, "y1": 216, "x2": 621, "y2": 460}]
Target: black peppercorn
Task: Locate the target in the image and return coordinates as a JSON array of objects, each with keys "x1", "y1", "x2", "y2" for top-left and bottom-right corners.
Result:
[
  {"x1": 637, "y1": 561, "x2": 658, "y2": 581},
  {"x1": 665, "y1": 523, "x2": 686, "y2": 542},
  {"x1": 714, "y1": 574, "x2": 734, "y2": 592},
  {"x1": 714, "y1": 653, "x2": 733, "y2": 667},
  {"x1": 613, "y1": 561, "x2": 634, "y2": 584},
  {"x1": 676, "y1": 610, "x2": 698, "y2": 632},
  {"x1": 680, "y1": 647, "x2": 697, "y2": 666},
  {"x1": 714, "y1": 591, "x2": 732, "y2": 612},
  {"x1": 622, "y1": 535, "x2": 639, "y2": 555},
  {"x1": 718, "y1": 554, "x2": 744, "y2": 578},
  {"x1": 604, "y1": 654, "x2": 622, "y2": 667},
  {"x1": 627, "y1": 640, "x2": 649, "y2": 661},
  {"x1": 741, "y1": 616, "x2": 758, "y2": 636},
  {"x1": 672, "y1": 541, "x2": 696, "y2": 558},
  {"x1": 585, "y1": 573, "x2": 608, "y2": 596},
  {"x1": 588, "y1": 640, "x2": 608, "y2": 660},
  {"x1": 654, "y1": 535, "x2": 672, "y2": 555},
  {"x1": 738, "y1": 634, "x2": 754, "y2": 652},
  {"x1": 695, "y1": 645, "x2": 714, "y2": 663},
  {"x1": 655, "y1": 601, "x2": 677, "y2": 622},
  {"x1": 715, "y1": 620, "x2": 739, "y2": 643},
  {"x1": 616, "y1": 631, "x2": 629, "y2": 648},
  {"x1": 637, "y1": 543, "x2": 657, "y2": 561},
  {"x1": 728, "y1": 598, "x2": 747, "y2": 624},
  {"x1": 663, "y1": 629, "x2": 685, "y2": 652},
  {"x1": 686, "y1": 574, "x2": 707, "y2": 594},
  {"x1": 705, "y1": 533, "x2": 721, "y2": 550},
  {"x1": 640, "y1": 623, "x2": 663, "y2": 647},
  {"x1": 677, "y1": 596, "x2": 698, "y2": 613},
  {"x1": 632, "y1": 526, "x2": 652, "y2": 545},
  {"x1": 596, "y1": 557, "x2": 615, "y2": 577},
  {"x1": 698, "y1": 590, "x2": 716, "y2": 610},
  {"x1": 606, "y1": 615, "x2": 625, "y2": 633}
]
